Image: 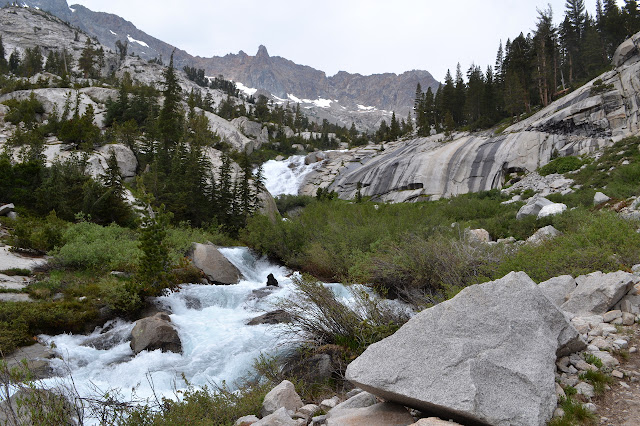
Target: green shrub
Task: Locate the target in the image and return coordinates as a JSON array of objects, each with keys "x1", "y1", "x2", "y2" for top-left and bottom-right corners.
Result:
[
  {"x1": 583, "y1": 353, "x2": 603, "y2": 369},
  {"x1": 0, "y1": 268, "x2": 31, "y2": 276},
  {"x1": 579, "y1": 369, "x2": 612, "y2": 395},
  {"x1": 275, "y1": 276, "x2": 410, "y2": 356},
  {"x1": 51, "y1": 221, "x2": 140, "y2": 271},
  {"x1": 538, "y1": 156, "x2": 586, "y2": 176},
  {"x1": 274, "y1": 194, "x2": 315, "y2": 216},
  {"x1": 349, "y1": 231, "x2": 503, "y2": 306},
  {"x1": 2, "y1": 93, "x2": 45, "y2": 129},
  {"x1": 495, "y1": 209, "x2": 640, "y2": 281},
  {"x1": 10, "y1": 212, "x2": 68, "y2": 254},
  {"x1": 122, "y1": 381, "x2": 271, "y2": 426}
]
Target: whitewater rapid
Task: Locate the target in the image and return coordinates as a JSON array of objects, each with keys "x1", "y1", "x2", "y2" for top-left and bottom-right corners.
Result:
[
  {"x1": 40, "y1": 248, "x2": 303, "y2": 408},
  {"x1": 261, "y1": 155, "x2": 320, "y2": 197}
]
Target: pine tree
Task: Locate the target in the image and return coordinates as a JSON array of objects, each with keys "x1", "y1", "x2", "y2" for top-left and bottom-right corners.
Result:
[{"x1": 158, "y1": 52, "x2": 183, "y2": 170}]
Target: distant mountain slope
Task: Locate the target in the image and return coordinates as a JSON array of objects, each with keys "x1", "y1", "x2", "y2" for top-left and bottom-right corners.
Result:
[{"x1": 5, "y1": 0, "x2": 439, "y2": 128}]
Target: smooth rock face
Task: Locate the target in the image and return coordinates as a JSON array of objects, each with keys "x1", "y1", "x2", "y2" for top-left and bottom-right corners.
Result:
[
  {"x1": 130, "y1": 312, "x2": 182, "y2": 354},
  {"x1": 326, "y1": 402, "x2": 414, "y2": 426},
  {"x1": 187, "y1": 243, "x2": 241, "y2": 285},
  {"x1": 261, "y1": 380, "x2": 303, "y2": 418},
  {"x1": 539, "y1": 275, "x2": 577, "y2": 308},
  {"x1": 345, "y1": 271, "x2": 581, "y2": 426},
  {"x1": 561, "y1": 271, "x2": 638, "y2": 315}
]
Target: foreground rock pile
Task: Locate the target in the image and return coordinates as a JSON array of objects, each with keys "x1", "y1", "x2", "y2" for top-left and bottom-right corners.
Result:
[{"x1": 236, "y1": 269, "x2": 640, "y2": 426}]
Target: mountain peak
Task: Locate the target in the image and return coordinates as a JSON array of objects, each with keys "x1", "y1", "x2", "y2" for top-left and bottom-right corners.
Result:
[{"x1": 256, "y1": 45, "x2": 269, "y2": 58}]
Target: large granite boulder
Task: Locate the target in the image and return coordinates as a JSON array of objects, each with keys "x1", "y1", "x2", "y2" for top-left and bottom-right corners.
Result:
[
  {"x1": 516, "y1": 195, "x2": 554, "y2": 220},
  {"x1": 130, "y1": 312, "x2": 182, "y2": 354},
  {"x1": 561, "y1": 271, "x2": 639, "y2": 315},
  {"x1": 539, "y1": 275, "x2": 577, "y2": 308},
  {"x1": 345, "y1": 271, "x2": 583, "y2": 426},
  {"x1": 260, "y1": 380, "x2": 303, "y2": 418},
  {"x1": 187, "y1": 243, "x2": 241, "y2": 285}
]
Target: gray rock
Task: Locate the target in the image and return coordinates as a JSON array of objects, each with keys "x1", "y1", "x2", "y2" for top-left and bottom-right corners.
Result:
[
  {"x1": 235, "y1": 414, "x2": 260, "y2": 425},
  {"x1": 247, "y1": 309, "x2": 291, "y2": 325},
  {"x1": 261, "y1": 380, "x2": 303, "y2": 418},
  {"x1": 254, "y1": 407, "x2": 297, "y2": 426},
  {"x1": 187, "y1": 243, "x2": 241, "y2": 285},
  {"x1": 465, "y1": 228, "x2": 490, "y2": 243},
  {"x1": 527, "y1": 225, "x2": 562, "y2": 246},
  {"x1": 575, "y1": 382, "x2": 595, "y2": 399},
  {"x1": 539, "y1": 275, "x2": 576, "y2": 308},
  {"x1": 0, "y1": 203, "x2": 14, "y2": 216},
  {"x1": 517, "y1": 195, "x2": 554, "y2": 220},
  {"x1": 130, "y1": 312, "x2": 182, "y2": 354},
  {"x1": 410, "y1": 418, "x2": 463, "y2": 426},
  {"x1": 3, "y1": 343, "x2": 57, "y2": 379},
  {"x1": 330, "y1": 391, "x2": 377, "y2": 414},
  {"x1": 345, "y1": 271, "x2": 582, "y2": 426},
  {"x1": 602, "y1": 310, "x2": 622, "y2": 323},
  {"x1": 6, "y1": 211, "x2": 17, "y2": 220},
  {"x1": 593, "y1": 191, "x2": 611, "y2": 205},
  {"x1": 326, "y1": 402, "x2": 414, "y2": 426},
  {"x1": 561, "y1": 271, "x2": 638, "y2": 315},
  {"x1": 537, "y1": 203, "x2": 567, "y2": 219},
  {"x1": 320, "y1": 396, "x2": 340, "y2": 411}
]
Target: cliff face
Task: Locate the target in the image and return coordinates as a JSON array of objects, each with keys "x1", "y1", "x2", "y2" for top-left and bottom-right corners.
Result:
[{"x1": 300, "y1": 33, "x2": 640, "y2": 203}]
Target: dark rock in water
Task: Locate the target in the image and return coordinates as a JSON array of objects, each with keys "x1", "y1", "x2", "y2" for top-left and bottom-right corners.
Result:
[
  {"x1": 130, "y1": 312, "x2": 182, "y2": 354},
  {"x1": 267, "y1": 273, "x2": 279, "y2": 287},
  {"x1": 83, "y1": 326, "x2": 131, "y2": 351},
  {"x1": 250, "y1": 286, "x2": 279, "y2": 301},
  {"x1": 184, "y1": 295, "x2": 202, "y2": 310},
  {"x1": 247, "y1": 309, "x2": 291, "y2": 325}
]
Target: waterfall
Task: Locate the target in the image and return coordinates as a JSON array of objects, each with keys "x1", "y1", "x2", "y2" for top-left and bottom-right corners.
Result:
[{"x1": 261, "y1": 155, "x2": 320, "y2": 197}]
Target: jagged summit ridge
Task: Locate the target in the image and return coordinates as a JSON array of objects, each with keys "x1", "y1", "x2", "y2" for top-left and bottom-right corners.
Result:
[{"x1": 2, "y1": 0, "x2": 438, "y2": 129}]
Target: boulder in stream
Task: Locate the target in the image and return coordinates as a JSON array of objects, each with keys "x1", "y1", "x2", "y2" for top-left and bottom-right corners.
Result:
[{"x1": 130, "y1": 312, "x2": 182, "y2": 354}]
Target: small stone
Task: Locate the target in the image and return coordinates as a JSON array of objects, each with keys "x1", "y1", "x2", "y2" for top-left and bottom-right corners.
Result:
[
  {"x1": 235, "y1": 414, "x2": 260, "y2": 426},
  {"x1": 311, "y1": 415, "x2": 327, "y2": 426},
  {"x1": 603, "y1": 310, "x2": 622, "y2": 323},
  {"x1": 575, "y1": 360, "x2": 598, "y2": 371},
  {"x1": 620, "y1": 382, "x2": 630, "y2": 389},
  {"x1": 590, "y1": 337, "x2": 611, "y2": 350},
  {"x1": 345, "y1": 388, "x2": 363, "y2": 399},
  {"x1": 319, "y1": 396, "x2": 340, "y2": 411},
  {"x1": 553, "y1": 407, "x2": 565, "y2": 418},
  {"x1": 622, "y1": 312, "x2": 636, "y2": 325},
  {"x1": 630, "y1": 347, "x2": 638, "y2": 353},
  {"x1": 584, "y1": 403, "x2": 597, "y2": 413},
  {"x1": 575, "y1": 382, "x2": 595, "y2": 398},
  {"x1": 614, "y1": 339, "x2": 629, "y2": 349},
  {"x1": 612, "y1": 317, "x2": 623, "y2": 325},
  {"x1": 594, "y1": 192, "x2": 611, "y2": 205},
  {"x1": 555, "y1": 383, "x2": 566, "y2": 399},
  {"x1": 612, "y1": 370, "x2": 624, "y2": 379}
]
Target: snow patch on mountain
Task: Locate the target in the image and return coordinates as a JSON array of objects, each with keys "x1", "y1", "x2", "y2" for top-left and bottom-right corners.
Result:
[
  {"x1": 127, "y1": 35, "x2": 149, "y2": 48},
  {"x1": 233, "y1": 81, "x2": 257, "y2": 96},
  {"x1": 110, "y1": 30, "x2": 117, "y2": 36}
]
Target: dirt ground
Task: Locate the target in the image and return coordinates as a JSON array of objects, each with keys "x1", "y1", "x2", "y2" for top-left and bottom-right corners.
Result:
[{"x1": 595, "y1": 324, "x2": 640, "y2": 425}]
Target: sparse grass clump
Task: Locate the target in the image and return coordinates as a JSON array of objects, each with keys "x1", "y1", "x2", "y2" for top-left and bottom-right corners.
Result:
[
  {"x1": 579, "y1": 369, "x2": 613, "y2": 395},
  {"x1": 549, "y1": 396, "x2": 597, "y2": 426}
]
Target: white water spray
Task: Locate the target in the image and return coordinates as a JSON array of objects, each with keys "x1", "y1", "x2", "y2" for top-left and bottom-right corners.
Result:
[{"x1": 261, "y1": 155, "x2": 319, "y2": 197}]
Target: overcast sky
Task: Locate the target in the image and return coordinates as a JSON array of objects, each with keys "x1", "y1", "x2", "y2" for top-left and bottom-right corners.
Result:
[{"x1": 71, "y1": 0, "x2": 622, "y2": 82}]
